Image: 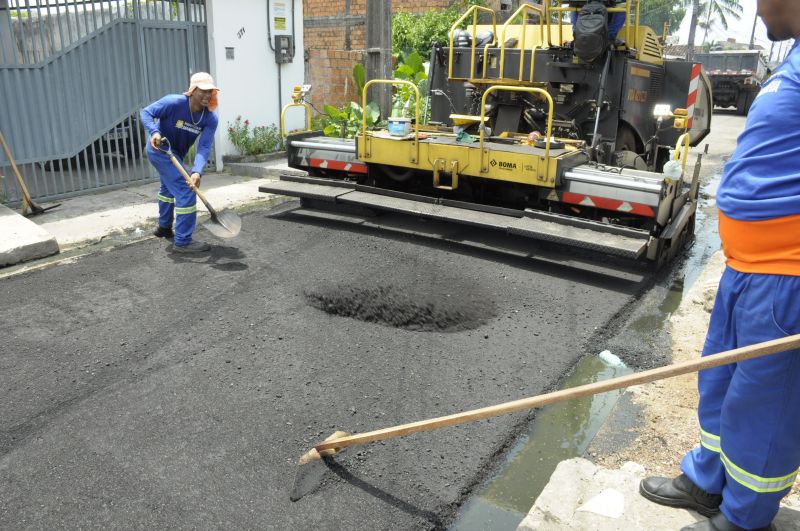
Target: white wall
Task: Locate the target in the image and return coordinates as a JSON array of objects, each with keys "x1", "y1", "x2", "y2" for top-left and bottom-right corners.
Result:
[{"x1": 206, "y1": 0, "x2": 305, "y2": 169}]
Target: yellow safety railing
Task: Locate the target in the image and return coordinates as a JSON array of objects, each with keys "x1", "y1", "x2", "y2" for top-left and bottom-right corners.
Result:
[
  {"x1": 674, "y1": 132, "x2": 691, "y2": 174},
  {"x1": 361, "y1": 79, "x2": 421, "y2": 164},
  {"x1": 448, "y1": 6, "x2": 497, "y2": 81},
  {"x1": 280, "y1": 102, "x2": 312, "y2": 137},
  {"x1": 479, "y1": 86, "x2": 555, "y2": 179},
  {"x1": 447, "y1": 1, "x2": 642, "y2": 85},
  {"x1": 549, "y1": 0, "x2": 637, "y2": 49},
  {"x1": 499, "y1": 3, "x2": 547, "y2": 82}
]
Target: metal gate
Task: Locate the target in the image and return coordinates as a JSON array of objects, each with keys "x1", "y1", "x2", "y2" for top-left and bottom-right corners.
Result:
[{"x1": 0, "y1": 0, "x2": 208, "y2": 204}]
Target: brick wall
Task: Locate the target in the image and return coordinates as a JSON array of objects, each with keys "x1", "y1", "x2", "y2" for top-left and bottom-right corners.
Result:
[{"x1": 303, "y1": 0, "x2": 452, "y2": 109}]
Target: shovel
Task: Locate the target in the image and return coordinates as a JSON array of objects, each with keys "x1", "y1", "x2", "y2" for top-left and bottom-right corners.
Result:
[
  {"x1": 157, "y1": 137, "x2": 241, "y2": 239},
  {"x1": 0, "y1": 129, "x2": 60, "y2": 216},
  {"x1": 291, "y1": 333, "x2": 800, "y2": 501}
]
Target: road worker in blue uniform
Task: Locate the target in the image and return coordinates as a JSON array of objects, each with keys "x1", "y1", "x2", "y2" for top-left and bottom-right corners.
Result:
[
  {"x1": 141, "y1": 72, "x2": 219, "y2": 253},
  {"x1": 639, "y1": 1, "x2": 800, "y2": 530},
  {"x1": 570, "y1": 2, "x2": 626, "y2": 42}
]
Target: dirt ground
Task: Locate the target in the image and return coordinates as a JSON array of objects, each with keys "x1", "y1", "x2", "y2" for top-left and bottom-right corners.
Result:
[{"x1": 595, "y1": 250, "x2": 800, "y2": 506}]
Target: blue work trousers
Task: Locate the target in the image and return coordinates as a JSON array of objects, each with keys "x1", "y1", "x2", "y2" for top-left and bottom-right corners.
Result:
[
  {"x1": 681, "y1": 267, "x2": 800, "y2": 529},
  {"x1": 147, "y1": 148, "x2": 197, "y2": 246}
]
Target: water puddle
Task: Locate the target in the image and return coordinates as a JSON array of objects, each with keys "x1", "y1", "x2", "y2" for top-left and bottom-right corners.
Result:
[
  {"x1": 450, "y1": 354, "x2": 631, "y2": 530},
  {"x1": 450, "y1": 173, "x2": 724, "y2": 530}
]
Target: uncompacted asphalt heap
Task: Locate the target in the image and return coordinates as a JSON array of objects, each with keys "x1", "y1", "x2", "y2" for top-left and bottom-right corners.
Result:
[{"x1": 0, "y1": 205, "x2": 652, "y2": 529}]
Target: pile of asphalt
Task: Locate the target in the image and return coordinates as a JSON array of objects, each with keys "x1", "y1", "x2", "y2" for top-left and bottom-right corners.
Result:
[{"x1": 305, "y1": 283, "x2": 495, "y2": 332}]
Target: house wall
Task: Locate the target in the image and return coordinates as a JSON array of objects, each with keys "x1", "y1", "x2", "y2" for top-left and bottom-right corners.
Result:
[
  {"x1": 302, "y1": 0, "x2": 453, "y2": 110},
  {"x1": 206, "y1": 0, "x2": 305, "y2": 169}
]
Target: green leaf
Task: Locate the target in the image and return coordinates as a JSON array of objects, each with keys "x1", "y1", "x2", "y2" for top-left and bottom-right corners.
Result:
[
  {"x1": 324, "y1": 104, "x2": 343, "y2": 119},
  {"x1": 352, "y1": 63, "x2": 366, "y2": 95},
  {"x1": 323, "y1": 124, "x2": 340, "y2": 137},
  {"x1": 405, "y1": 51, "x2": 424, "y2": 73},
  {"x1": 366, "y1": 102, "x2": 381, "y2": 124},
  {"x1": 395, "y1": 64, "x2": 415, "y2": 78},
  {"x1": 347, "y1": 101, "x2": 363, "y2": 117}
]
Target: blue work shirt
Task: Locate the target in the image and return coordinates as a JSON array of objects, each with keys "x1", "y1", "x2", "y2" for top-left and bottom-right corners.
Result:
[
  {"x1": 141, "y1": 94, "x2": 219, "y2": 175},
  {"x1": 717, "y1": 41, "x2": 800, "y2": 221}
]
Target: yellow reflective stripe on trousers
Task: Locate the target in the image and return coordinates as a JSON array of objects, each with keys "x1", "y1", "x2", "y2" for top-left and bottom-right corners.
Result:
[
  {"x1": 158, "y1": 194, "x2": 175, "y2": 203},
  {"x1": 175, "y1": 205, "x2": 197, "y2": 215},
  {"x1": 700, "y1": 429, "x2": 721, "y2": 453},
  {"x1": 721, "y1": 451, "x2": 798, "y2": 493}
]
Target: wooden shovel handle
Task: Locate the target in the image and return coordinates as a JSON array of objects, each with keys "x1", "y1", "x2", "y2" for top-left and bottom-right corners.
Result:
[
  {"x1": 315, "y1": 334, "x2": 800, "y2": 452},
  {"x1": 164, "y1": 149, "x2": 217, "y2": 217},
  {"x1": 0, "y1": 129, "x2": 36, "y2": 208}
]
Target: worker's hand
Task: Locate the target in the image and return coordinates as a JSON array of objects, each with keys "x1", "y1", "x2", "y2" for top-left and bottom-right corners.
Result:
[
  {"x1": 190, "y1": 172, "x2": 202, "y2": 188},
  {"x1": 150, "y1": 132, "x2": 162, "y2": 150}
]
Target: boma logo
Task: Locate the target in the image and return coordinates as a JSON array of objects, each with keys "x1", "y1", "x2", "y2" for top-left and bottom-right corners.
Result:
[{"x1": 497, "y1": 161, "x2": 517, "y2": 170}]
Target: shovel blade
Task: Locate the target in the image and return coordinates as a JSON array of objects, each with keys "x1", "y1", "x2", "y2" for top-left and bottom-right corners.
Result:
[{"x1": 203, "y1": 209, "x2": 242, "y2": 239}]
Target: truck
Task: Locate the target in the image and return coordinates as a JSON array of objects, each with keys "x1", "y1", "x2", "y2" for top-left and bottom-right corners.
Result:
[
  {"x1": 265, "y1": 0, "x2": 713, "y2": 269},
  {"x1": 694, "y1": 50, "x2": 768, "y2": 115}
]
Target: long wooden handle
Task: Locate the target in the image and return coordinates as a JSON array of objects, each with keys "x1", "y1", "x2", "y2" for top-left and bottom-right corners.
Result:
[
  {"x1": 165, "y1": 150, "x2": 217, "y2": 216},
  {"x1": 0, "y1": 129, "x2": 36, "y2": 207},
  {"x1": 316, "y1": 334, "x2": 800, "y2": 452}
]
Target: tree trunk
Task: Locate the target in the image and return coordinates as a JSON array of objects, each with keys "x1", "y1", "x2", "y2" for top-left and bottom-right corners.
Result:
[
  {"x1": 686, "y1": 0, "x2": 700, "y2": 60},
  {"x1": 702, "y1": 2, "x2": 712, "y2": 45}
]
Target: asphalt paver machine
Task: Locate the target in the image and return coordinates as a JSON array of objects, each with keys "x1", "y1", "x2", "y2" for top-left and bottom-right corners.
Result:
[{"x1": 263, "y1": 0, "x2": 713, "y2": 268}]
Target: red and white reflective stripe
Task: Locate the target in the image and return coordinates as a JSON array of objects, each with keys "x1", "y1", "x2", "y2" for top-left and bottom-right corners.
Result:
[
  {"x1": 309, "y1": 158, "x2": 367, "y2": 174},
  {"x1": 561, "y1": 191, "x2": 655, "y2": 217},
  {"x1": 686, "y1": 63, "x2": 701, "y2": 130}
]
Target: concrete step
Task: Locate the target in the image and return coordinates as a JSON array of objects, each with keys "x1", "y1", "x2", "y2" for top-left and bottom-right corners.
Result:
[{"x1": 0, "y1": 204, "x2": 59, "y2": 267}]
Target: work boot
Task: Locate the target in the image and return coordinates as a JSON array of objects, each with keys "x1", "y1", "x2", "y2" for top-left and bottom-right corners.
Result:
[
  {"x1": 153, "y1": 225, "x2": 174, "y2": 238},
  {"x1": 172, "y1": 240, "x2": 210, "y2": 253},
  {"x1": 639, "y1": 474, "x2": 722, "y2": 517},
  {"x1": 681, "y1": 512, "x2": 776, "y2": 531}
]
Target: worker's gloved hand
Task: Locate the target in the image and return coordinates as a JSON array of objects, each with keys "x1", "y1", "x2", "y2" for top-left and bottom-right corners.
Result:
[
  {"x1": 150, "y1": 132, "x2": 162, "y2": 150},
  {"x1": 190, "y1": 172, "x2": 202, "y2": 188}
]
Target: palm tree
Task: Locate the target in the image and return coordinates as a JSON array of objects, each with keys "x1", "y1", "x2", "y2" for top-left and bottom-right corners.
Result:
[
  {"x1": 638, "y1": 0, "x2": 686, "y2": 38},
  {"x1": 684, "y1": 0, "x2": 742, "y2": 59},
  {"x1": 700, "y1": 0, "x2": 743, "y2": 45}
]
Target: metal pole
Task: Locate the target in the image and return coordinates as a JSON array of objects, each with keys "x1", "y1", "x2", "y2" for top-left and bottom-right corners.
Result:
[
  {"x1": 366, "y1": 0, "x2": 392, "y2": 118},
  {"x1": 0, "y1": 0, "x2": 17, "y2": 64}
]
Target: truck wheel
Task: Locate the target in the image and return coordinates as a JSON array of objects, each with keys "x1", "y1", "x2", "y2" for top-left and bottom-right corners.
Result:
[
  {"x1": 736, "y1": 92, "x2": 750, "y2": 116},
  {"x1": 742, "y1": 93, "x2": 753, "y2": 115}
]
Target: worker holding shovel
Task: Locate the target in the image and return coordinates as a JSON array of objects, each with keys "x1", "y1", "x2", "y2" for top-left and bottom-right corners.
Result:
[
  {"x1": 141, "y1": 72, "x2": 220, "y2": 253},
  {"x1": 639, "y1": 2, "x2": 800, "y2": 530}
]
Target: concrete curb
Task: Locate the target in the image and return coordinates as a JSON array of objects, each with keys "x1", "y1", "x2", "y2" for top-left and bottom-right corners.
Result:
[
  {"x1": 517, "y1": 458, "x2": 800, "y2": 530},
  {"x1": 0, "y1": 165, "x2": 296, "y2": 269},
  {"x1": 225, "y1": 161, "x2": 306, "y2": 179},
  {"x1": 0, "y1": 203, "x2": 59, "y2": 267}
]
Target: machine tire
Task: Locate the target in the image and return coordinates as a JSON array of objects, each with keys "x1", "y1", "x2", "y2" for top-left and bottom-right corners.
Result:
[
  {"x1": 614, "y1": 124, "x2": 639, "y2": 153},
  {"x1": 614, "y1": 124, "x2": 645, "y2": 169}
]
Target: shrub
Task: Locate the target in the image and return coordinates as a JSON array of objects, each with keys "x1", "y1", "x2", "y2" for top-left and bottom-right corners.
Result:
[
  {"x1": 227, "y1": 116, "x2": 284, "y2": 156},
  {"x1": 321, "y1": 64, "x2": 381, "y2": 139},
  {"x1": 323, "y1": 102, "x2": 381, "y2": 139},
  {"x1": 392, "y1": 0, "x2": 486, "y2": 58},
  {"x1": 392, "y1": 51, "x2": 428, "y2": 119}
]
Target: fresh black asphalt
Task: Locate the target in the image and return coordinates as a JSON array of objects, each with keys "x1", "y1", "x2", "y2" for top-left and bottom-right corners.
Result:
[{"x1": 0, "y1": 204, "x2": 650, "y2": 530}]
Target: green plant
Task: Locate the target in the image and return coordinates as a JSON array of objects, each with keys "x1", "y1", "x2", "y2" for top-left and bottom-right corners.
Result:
[
  {"x1": 323, "y1": 101, "x2": 380, "y2": 139},
  {"x1": 184, "y1": 143, "x2": 196, "y2": 165},
  {"x1": 391, "y1": 51, "x2": 428, "y2": 119},
  {"x1": 353, "y1": 63, "x2": 367, "y2": 97},
  {"x1": 321, "y1": 64, "x2": 380, "y2": 139},
  {"x1": 392, "y1": 0, "x2": 486, "y2": 58},
  {"x1": 227, "y1": 116, "x2": 284, "y2": 155}
]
